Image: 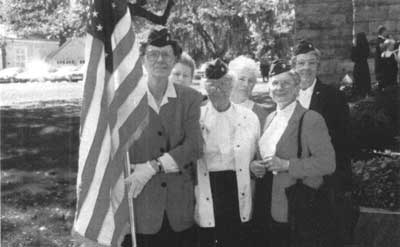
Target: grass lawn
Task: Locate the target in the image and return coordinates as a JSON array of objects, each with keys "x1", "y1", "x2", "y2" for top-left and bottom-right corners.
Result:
[{"x1": 1, "y1": 100, "x2": 80, "y2": 247}]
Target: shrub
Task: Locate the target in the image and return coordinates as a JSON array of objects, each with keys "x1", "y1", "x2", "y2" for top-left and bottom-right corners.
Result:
[
  {"x1": 349, "y1": 87, "x2": 398, "y2": 156},
  {"x1": 352, "y1": 155, "x2": 400, "y2": 211}
]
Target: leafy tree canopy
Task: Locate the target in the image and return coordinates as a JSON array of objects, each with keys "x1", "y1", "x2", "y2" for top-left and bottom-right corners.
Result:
[
  {"x1": 2, "y1": 0, "x2": 294, "y2": 60},
  {"x1": 2, "y1": 0, "x2": 89, "y2": 43}
]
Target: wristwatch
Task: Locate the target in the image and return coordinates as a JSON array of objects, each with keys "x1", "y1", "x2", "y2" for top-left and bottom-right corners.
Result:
[{"x1": 155, "y1": 158, "x2": 163, "y2": 173}]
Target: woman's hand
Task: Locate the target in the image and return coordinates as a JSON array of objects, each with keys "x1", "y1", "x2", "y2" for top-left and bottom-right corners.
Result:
[
  {"x1": 250, "y1": 160, "x2": 267, "y2": 178},
  {"x1": 265, "y1": 156, "x2": 290, "y2": 173}
]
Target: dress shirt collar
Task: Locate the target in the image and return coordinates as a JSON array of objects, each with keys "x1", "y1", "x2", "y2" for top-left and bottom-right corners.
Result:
[
  {"x1": 301, "y1": 78, "x2": 317, "y2": 94},
  {"x1": 208, "y1": 101, "x2": 234, "y2": 117},
  {"x1": 298, "y1": 78, "x2": 316, "y2": 109},
  {"x1": 147, "y1": 80, "x2": 177, "y2": 114},
  {"x1": 276, "y1": 100, "x2": 297, "y2": 118},
  {"x1": 239, "y1": 99, "x2": 255, "y2": 110}
]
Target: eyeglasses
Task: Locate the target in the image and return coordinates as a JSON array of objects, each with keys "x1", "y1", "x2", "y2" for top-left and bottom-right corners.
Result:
[{"x1": 145, "y1": 50, "x2": 175, "y2": 61}]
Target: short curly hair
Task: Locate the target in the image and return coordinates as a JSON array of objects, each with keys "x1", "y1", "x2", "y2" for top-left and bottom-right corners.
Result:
[{"x1": 228, "y1": 55, "x2": 260, "y2": 80}]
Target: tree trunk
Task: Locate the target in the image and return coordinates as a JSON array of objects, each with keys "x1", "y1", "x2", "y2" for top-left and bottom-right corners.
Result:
[{"x1": 1, "y1": 44, "x2": 6, "y2": 69}]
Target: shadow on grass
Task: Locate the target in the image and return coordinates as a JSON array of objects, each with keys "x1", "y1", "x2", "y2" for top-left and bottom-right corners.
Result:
[{"x1": 1, "y1": 100, "x2": 80, "y2": 247}]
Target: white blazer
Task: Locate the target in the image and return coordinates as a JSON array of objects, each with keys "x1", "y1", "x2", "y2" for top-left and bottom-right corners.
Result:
[{"x1": 195, "y1": 103, "x2": 260, "y2": 227}]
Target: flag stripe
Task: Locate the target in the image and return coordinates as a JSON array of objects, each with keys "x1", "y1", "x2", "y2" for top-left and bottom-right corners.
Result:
[
  {"x1": 117, "y1": 96, "x2": 148, "y2": 147},
  {"x1": 111, "y1": 10, "x2": 132, "y2": 50},
  {"x1": 80, "y1": 35, "x2": 104, "y2": 133},
  {"x1": 111, "y1": 194, "x2": 130, "y2": 245},
  {"x1": 84, "y1": 100, "x2": 148, "y2": 240},
  {"x1": 111, "y1": 28, "x2": 136, "y2": 82},
  {"x1": 76, "y1": 71, "x2": 110, "y2": 218},
  {"x1": 75, "y1": 127, "x2": 111, "y2": 234},
  {"x1": 77, "y1": 45, "x2": 106, "y2": 193},
  {"x1": 97, "y1": 198, "x2": 116, "y2": 244},
  {"x1": 108, "y1": 33, "x2": 140, "y2": 93},
  {"x1": 99, "y1": 171, "x2": 125, "y2": 245},
  {"x1": 109, "y1": 58, "x2": 144, "y2": 130}
]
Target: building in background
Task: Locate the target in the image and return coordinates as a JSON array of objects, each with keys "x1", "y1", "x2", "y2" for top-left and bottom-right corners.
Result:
[
  {"x1": 45, "y1": 38, "x2": 85, "y2": 67},
  {"x1": 2, "y1": 38, "x2": 59, "y2": 68}
]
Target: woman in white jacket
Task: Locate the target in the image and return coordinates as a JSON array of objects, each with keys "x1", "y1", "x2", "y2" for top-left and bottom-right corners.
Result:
[{"x1": 195, "y1": 58, "x2": 260, "y2": 247}]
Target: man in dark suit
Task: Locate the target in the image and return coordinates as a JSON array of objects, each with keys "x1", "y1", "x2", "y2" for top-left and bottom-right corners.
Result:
[
  {"x1": 375, "y1": 25, "x2": 387, "y2": 90},
  {"x1": 123, "y1": 29, "x2": 203, "y2": 247},
  {"x1": 292, "y1": 40, "x2": 354, "y2": 247}
]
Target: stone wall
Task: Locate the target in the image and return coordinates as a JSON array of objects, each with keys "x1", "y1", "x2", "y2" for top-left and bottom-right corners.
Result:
[
  {"x1": 353, "y1": 0, "x2": 400, "y2": 81},
  {"x1": 294, "y1": 0, "x2": 354, "y2": 84},
  {"x1": 353, "y1": 0, "x2": 400, "y2": 42}
]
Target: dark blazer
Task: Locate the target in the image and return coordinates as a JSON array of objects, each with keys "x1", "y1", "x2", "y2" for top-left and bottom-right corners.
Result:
[
  {"x1": 374, "y1": 35, "x2": 386, "y2": 81},
  {"x1": 309, "y1": 79, "x2": 352, "y2": 192},
  {"x1": 128, "y1": 84, "x2": 203, "y2": 234}
]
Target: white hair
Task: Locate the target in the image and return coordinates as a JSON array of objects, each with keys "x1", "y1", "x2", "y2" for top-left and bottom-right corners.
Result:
[{"x1": 228, "y1": 55, "x2": 260, "y2": 79}]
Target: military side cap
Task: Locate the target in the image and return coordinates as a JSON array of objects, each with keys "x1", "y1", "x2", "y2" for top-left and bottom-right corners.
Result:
[
  {"x1": 294, "y1": 40, "x2": 316, "y2": 55},
  {"x1": 205, "y1": 58, "x2": 228, "y2": 80},
  {"x1": 268, "y1": 59, "x2": 290, "y2": 77},
  {"x1": 147, "y1": 28, "x2": 174, "y2": 47}
]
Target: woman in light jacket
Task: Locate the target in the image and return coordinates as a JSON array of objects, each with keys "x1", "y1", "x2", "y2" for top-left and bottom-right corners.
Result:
[
  {"x1": 251, "y1": 60, "x2": 336, "y2": 247},
  {"x1": 228, "y1": 55, "x2": 272, "y2": 129},
  {"x1": 195, "y1": 58, "x2": 260, "y2": 247}
]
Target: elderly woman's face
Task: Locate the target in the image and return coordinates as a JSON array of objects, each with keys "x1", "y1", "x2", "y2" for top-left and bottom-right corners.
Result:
[
  {"x1": 232, "y1": 68, "x2": 257, "y2": 97},
  {"x1": 205, "y1": 76, "x2": 232, "y2": 103},
  {"x1": 294, "y1": 52, "x2": 318, "y2": 87},
  {"x1": 269, "y1": 72, "x2": 299, "y2": 105},
  {"x1": 169, "y1": 63, "x2": 193, "y2": 86},
  {"x1": 143, "y1": 45, "x2": 176, "y2": 78}
]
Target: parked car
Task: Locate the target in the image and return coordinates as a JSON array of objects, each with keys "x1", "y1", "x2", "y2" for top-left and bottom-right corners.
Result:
[
  {"x1": 14, "y1": 69, "x2": 50, "y2": 83},
  {"x1": 46, "y1": 66, "x2": 76, "y2": 82},
  {"x1": 0, "y1": 67, "x2": 24, "y2": 83},
  {"x1": 70, "y1": 66, "x2": 84, "y2": 82}
]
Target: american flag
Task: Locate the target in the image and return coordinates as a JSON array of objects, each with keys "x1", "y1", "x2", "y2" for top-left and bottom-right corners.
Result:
[{"x1": 72, "y1": 0, "x2": 148, "y2": 245}]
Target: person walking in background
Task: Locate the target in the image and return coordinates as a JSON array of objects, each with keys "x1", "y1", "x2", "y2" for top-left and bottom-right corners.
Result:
[
  {"x1": 169, "y1": 52, "x2": 196, "y2": 87},
  {"x1": 229, "y1": 55, "x2": 272, "y2": 129},
  {"x1": 123, "y1": 28, "x2": 203, "y2": 247},
  {"x1": 351, "y1": 32, "x2": 371, "y2": 98},
  {"x1": 251, "y1": 60, "x2": 335, "y2": 247},
  {"x1": 380, "y1": 38, "x2": 400, "y2": 90},
  {"x1": 292, "y1": 40, "x2": 354, "y2": 247},
  {"x1": 195, "y1": 58, "x2": 260, "y2": 247},
  {"x1": 375, "y1": 25, "x2": 387, "y2": 90}
]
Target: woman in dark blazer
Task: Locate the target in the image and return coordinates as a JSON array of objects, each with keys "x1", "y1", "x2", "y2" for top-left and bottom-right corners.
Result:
[
  {"x1": 351, "y1": 32, "x2": 371, "y2": 98},
  {"x1": 250, "y1": 60, "x2": 336, "y2": 247}
]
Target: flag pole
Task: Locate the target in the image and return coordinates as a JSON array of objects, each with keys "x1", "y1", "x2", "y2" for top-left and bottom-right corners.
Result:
[{"x1": 125, "y1": 152, "x2": 137, "y2": 247}]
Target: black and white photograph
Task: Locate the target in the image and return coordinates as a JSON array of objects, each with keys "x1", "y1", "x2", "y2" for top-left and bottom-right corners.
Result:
[{"x1": 0, "y1": 0, "x2": 399, "y2": 246}]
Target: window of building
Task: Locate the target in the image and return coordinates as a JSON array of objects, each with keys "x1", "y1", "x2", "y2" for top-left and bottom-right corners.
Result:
[{"x1": 15, "y1": 47, "x2": 27, "y2": 67}]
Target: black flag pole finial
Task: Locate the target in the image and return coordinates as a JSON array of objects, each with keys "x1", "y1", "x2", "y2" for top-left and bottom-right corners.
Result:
[{"x1": 128, "y1": 0, "x2": 175, "y2": 26}]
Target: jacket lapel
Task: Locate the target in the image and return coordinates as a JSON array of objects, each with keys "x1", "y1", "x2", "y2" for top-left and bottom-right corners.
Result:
[
  {"x1": 275, "y1": 103, "x2": 307, "y2": 156},
  {"x1": 263, "y1": 111, "x2": 277, "y2": 132},
  {"x1": 309, "y1": 78, "x2": 325, "y2": 113}
]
